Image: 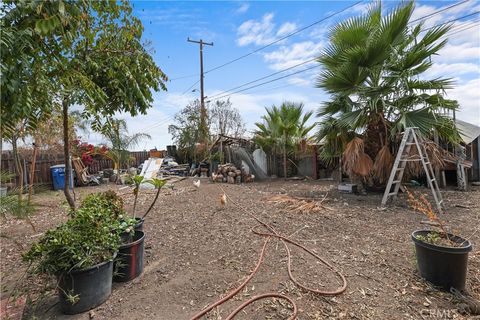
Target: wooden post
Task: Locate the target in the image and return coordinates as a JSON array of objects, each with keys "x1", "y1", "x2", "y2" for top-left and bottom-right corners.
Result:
[
  {"x1": 433, "y1": 131, "x2": 442, "y2": 187},
  {"x1": 23, "y1": 159, "x2": 28, "y2": 187},
  {"x1": 28, "y1": 143, "x2": 38, "y2": 203}
]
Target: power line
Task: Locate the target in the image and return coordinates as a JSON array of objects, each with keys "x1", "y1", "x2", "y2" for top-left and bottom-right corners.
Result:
[
  {"x1": 142, "y1": 21, "x2": 478, "y2": 136},
  {"x1": 168, "y1": 0, "x2": 468, "y2": 81},
  {"x1": 446, "y1": 21, "x2": 480, "y2": 36},
  {"x1": 181, "y1": 80, "x2": 200, "y2": 95},
  {"x1": 207, "y1": 58, "x2": 317, "y2": 100},
  {"x1": 420, "y1": 11, "x2": 480, "y2": 32},
  {"x1": 164, "y1": 1, "x2": 478, "y2": 119},
  {"x1": 209, "y1": 6, "x2": 480, "y2": 102},
  {"x1": 142, "y1": 114, "x2": 177, "y2": 134},
  {"x1": 243, "y1": 82, "x2": 296, "y2": 96},
  {"x1": 210, "y1": 64, "x2": 320, "y2": 101},
  {"x1": 409, "y1": 0, "x2": 470, "y2": 24},
  {"x1": 168, "y1": 0, "x2": 365, "y2": 81},
  {"x1": 169, "y1": 74, "x2": 198, "y2": 81},
  {"x1": 204, "y1": 1, "x2": 364, "y2": 75},
  {"x1": 448, "y1": 18, "x2": 480, "y2": 31},
  {"x1": 207, "y1": 13, "x2": 477, "y2": 102}
]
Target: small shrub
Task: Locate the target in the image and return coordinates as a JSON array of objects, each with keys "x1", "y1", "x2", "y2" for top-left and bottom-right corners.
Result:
[
  {"x1": 23, "y1": 191, "x2": 126, "y2": 275},
  {"x1": 75, "y1": 190, "x2": 125, "y2": 219}
]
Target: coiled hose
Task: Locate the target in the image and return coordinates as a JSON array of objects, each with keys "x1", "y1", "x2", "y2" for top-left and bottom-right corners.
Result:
[{"x1": 190, "y1": 186, "x2": 347, "y2": 319}]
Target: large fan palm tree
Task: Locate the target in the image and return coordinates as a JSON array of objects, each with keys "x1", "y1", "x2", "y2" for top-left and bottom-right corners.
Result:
[
  {"x1": 254, "y1": 102, "x2": 315, "y2": 178},
  {"x1": 316, "y1": 1, "x2": 460, "y2": 187}
]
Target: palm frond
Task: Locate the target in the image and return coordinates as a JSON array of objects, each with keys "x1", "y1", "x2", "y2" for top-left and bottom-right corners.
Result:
[{"x1": 373, "y1": 145, "x2": 394, "y2": 183}]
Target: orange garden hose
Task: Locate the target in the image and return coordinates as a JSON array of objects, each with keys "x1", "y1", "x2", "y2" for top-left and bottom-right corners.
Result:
[{"x1": 190, "y1": 186, "x2": 347, "y2": 319}]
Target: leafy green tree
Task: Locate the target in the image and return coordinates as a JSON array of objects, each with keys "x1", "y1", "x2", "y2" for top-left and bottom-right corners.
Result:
[
  {"x1": 1, "y1": 1, "x2": 167, "y2": 208},
  {"x1": 316, "y1": 1, "x2": 459, "y2": 185},
  {"x1": 254, "y1": 102, "x2": 315, "y2": 178},
  {"x1": 101, "y1": 119, "x2": 151, "y2": 178}
]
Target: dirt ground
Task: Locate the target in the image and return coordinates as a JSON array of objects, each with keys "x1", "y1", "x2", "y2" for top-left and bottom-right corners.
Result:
[{"x1": 1, "y1": 179, "x2": 479, "y2": 320}]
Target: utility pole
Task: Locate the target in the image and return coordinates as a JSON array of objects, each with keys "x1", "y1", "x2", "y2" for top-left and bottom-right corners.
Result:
[{"x1": 187, "y1": 37, "x2": 213, "y2": 143}]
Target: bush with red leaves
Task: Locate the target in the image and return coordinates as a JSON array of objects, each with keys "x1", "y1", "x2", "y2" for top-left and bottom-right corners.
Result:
[{"x1": 71, "y1": 139, "x2": 109, "y2": 167}]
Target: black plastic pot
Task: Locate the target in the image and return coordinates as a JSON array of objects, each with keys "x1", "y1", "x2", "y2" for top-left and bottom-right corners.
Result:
[
  {"x1": 114, "y1": 231, "x2": 145, "y2": 282},
  {"x1": 412, "y1": 230, "x2": 472, "y2": 291},
  {"x1": 57, "y1": 256, "x2": 115, "y2": 314},
  {"x1": 134, "y1": 217, "x2": 144, "y2": 231}
]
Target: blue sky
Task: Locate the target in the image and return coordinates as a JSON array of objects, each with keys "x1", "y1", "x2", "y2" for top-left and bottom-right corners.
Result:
[{"x1": 85, "y1": 0, "x2": 480, "y2": 150}]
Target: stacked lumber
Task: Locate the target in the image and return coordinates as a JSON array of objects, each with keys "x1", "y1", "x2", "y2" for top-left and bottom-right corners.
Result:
[{"x1": 211, "y1": 163, "x2": 255, "y2": 184}]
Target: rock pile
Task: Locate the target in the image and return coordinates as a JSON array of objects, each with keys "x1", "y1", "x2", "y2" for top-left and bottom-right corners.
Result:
[{"x1": 211, "y1": 163, "x2": 255, "y2": 184}]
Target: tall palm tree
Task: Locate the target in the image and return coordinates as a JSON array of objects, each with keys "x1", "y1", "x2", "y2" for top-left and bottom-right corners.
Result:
[
  {"x1": 102, "y1": 119, "x2": 151, "y2": 175},
  {"x1": 316, "y1": 1, "x2": 460, "y2": 186},
  {"x1": 254, "y1": 102, "x2": 315, "y2": 178}
]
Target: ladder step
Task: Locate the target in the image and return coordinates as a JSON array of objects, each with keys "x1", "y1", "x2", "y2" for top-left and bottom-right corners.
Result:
[
  {"x1": 392, "y1": 180, "x2": 401, "y2": 184},
  {"x1": 396, "y1": 167, "x2": 405, "y2": 171},
  {"x1": 430, "y1": 178, "x2": 436, "y2": 182},
  {"x1": 405, "y1": 142, "x2": 416, "y2": 145},
  {"x1": 387, "y1": 192, "x2": 397, "y2": 197}
]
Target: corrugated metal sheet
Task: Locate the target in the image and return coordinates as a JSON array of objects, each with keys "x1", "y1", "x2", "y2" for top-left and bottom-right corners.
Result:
[{"x1": 456, "y1": 119, "x2": 480, "y2": 145}]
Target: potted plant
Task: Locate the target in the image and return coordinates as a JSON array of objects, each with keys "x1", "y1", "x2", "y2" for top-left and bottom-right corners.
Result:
[
  {"x1": 23, "y1": 193, "x2": 121, "y2": 314},
  {"x1": 114, "y1": 177, "x2": 166, "y2": 282},
  {"x1": 408, "y1": 191, "x2": 473, "y2": 291}
]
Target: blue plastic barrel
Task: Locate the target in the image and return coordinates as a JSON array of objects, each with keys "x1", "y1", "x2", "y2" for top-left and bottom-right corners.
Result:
[{"x1": 51, "y1": 164, "x2": 73, "y2": 190}]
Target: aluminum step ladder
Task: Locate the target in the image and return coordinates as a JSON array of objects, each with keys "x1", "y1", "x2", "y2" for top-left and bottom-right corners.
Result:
[{"x1": 381, "y1": 127, "x2": 444, "y2": 213}]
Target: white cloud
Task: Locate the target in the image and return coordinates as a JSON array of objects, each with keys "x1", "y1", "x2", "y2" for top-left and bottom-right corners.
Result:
[
  {"x1": 263, "y1": 41, "x2": 323, "y2": 71},
  {"x1": 436, "y1": 42, "x2": 480, "y2": 62},
  {"x1": 424, "y1": 62, "x2": 480, "y2": 78},
  {"x1": 277, "y1": 22, "x2": 297, "y2": 37},
  {"x1": 237, "y1": 13, "x2": 276, "y2": 46},
  {"x1": 236, "y1": 3, "x2": 250, "y2": 14},
  {"x1": 410, "y1": 1, "x2": 475, "y2": 29},
  {"x1": 287, "y1": 77, "x2": 312, "y2": 87},
  {"x1": 448, "y1": 78, "x2": 480, "y2": 127},
  {"x1": 235, "y1": 12, "x2": 323, "y2": 87},
  {"x1": 309, "y1": 24, "x2": 331, "y2": 41},
  {"x1": 411, "y1": 4, "x2": 444, "y2": 27}
]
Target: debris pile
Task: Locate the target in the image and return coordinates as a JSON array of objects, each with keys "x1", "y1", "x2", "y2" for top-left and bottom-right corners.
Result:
[
  {"x1": 265, "y1": 194, "x2": 331, "y2": 214},
  {"x1": 212, "y1": 163, "x2": 255, "y2": 184}
]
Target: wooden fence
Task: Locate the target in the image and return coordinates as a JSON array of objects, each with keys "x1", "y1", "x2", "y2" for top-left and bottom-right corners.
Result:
[{"x1": 1, "y1": 150, "x2": 149, "y2": 188}]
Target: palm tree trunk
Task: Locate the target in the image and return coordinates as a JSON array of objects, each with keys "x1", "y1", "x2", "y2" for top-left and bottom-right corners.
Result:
[
  {"x1": 364, "y1": 114, "x2": 388, "y2": 187},
  {"x1": 114, "y1": 160, "x2": 120, "y2": 184},
  {"x1": 62, "y1": 97, "x2": 75, "y2": 209}
]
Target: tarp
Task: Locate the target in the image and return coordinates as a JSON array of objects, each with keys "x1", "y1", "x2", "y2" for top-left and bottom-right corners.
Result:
[
  {"x1": 456, "y1": 119, "x2": 480, "y2": 145},
  {"x1": 139, "y1": 157, "x2": 163, "y2": 189}
]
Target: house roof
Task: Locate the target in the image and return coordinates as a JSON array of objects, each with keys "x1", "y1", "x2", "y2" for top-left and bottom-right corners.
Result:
[{"x1": 456, "y1": 119, "x2": 480, "y2": 145}]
